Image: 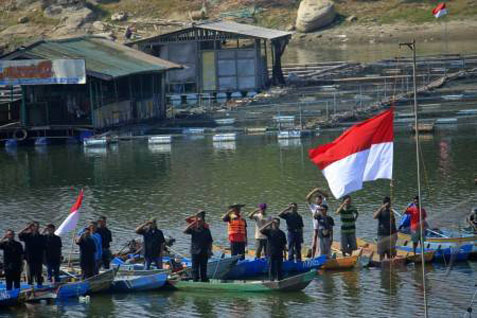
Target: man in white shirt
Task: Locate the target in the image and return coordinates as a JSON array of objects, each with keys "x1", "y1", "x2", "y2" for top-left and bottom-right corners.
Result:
[
  {"x1": 306, "y1": 188, "x2": 329, "y2": 258},
  {"x1": 248, "y1": 203, "x2": 272, "y2": 258}
]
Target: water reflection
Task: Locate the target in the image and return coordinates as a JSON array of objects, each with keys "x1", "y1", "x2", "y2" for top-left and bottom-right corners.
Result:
[
  {"x1": 213, "y1": 141, "x2": 236, "y2": 151},
  {"x1": 148, "y1": 144, "x2": 172, "y2": 154}
]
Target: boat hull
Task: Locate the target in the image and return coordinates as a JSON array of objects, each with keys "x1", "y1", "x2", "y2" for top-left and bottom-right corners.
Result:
[
  {"x1": 110, "y1": 273, "x2": 167, "y2": 292},
  {"x1": 169, "y1": 270, "x2": 316, "y2": 293},
  {"x1": 225, "y1": 256, "x2": 327, "y2": 279}
]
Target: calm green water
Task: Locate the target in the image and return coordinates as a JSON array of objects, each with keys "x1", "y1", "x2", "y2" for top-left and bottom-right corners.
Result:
[{"x1": 1, "y1": 123, "x2": 477, "y2": 317}]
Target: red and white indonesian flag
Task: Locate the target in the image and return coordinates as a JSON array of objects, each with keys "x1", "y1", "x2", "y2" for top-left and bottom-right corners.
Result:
[
  {"x1": 55, "y1": 189, "x2": 84, "y2": 236},
  {"x1": 309, "y1": 109, "x2": 394, "y2": 199},
  {"x1": 432, "y1": 3, "x2": 448, "y2": 18}
]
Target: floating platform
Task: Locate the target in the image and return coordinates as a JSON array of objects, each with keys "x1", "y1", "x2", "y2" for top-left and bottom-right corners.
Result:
[
  {"x1": 148, "y1": 136, "x2": 172, "y2": 144},
  {"x1": 277, "y1": 130, "x2": 302, "y2": 139},
  {"x1": 212, "y1": 133, "x2": 237, "y2": 142}
]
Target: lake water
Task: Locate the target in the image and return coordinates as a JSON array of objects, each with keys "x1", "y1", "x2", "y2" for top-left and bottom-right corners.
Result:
[{"x1": 1, "y1": 122, "x2": 477, "y2": 317}]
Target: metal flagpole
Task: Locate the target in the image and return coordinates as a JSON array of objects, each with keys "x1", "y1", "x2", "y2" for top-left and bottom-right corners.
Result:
[{"x1": 400, "y1": 39, "x2": 428, "y2": 318}]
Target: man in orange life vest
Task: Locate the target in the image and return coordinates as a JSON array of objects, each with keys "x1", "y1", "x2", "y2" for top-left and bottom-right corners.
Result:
[{"x1": 222, "y1": 203, "x2": 248, "y2": 260}]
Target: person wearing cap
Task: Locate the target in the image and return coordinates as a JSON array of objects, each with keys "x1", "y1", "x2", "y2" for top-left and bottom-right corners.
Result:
[
  {"x1": 306, "y1": 188, "x2": 329, "y2": 257},
  {"x1": 76, "y1": 227, "x2": 97, "y2": 279},
  {"x1": 260, "y1": 218, "x2": 287, "y2": 281},
  {"x1": 184, "y1": 211, "x2": 213, "y2": 282},
  {"x1": 0, "y1": 229, "x2": 24, "y2": 290},
  {"x1": 247, "y1": 203, "x2": 272, "y2": 259},
  {"x1": 19, "y1": 221, "x2": 46, "y2": 286},
  {"x1": 97, "y1": 216, "x2": 112, "y2": 270},
  {"x1": 222, "y1": 204, "x2": 248, "y2": 260},
  {"x1": 136, "y1": 219, "x2": 166, "y2": 269},
  {"x1": 43, "y1": 224, "x2": 62, "y2": 283},
  {"x1": 336, "y1": 195, "x2": 359, "y2": 256},
  {"x1": 404, "y1": 195, "x2": 428, "y2": 255},
  {"x1": 314, "y1": 204, "x2": 335, "y2": 258},
  {"x1": 466, "y1": 207, "x2": 477, "y2": 233},
  {"x1": 278, "y1": 203, "x2": 304, "y2": 262},
  {"x1": 373, "y1": 197, "x2": 397, "y2": 261}
]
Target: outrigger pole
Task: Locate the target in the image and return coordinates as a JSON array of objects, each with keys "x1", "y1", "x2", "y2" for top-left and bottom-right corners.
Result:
[{"x1": 399, "y1": 39, "x2": 429, "y2": 318}]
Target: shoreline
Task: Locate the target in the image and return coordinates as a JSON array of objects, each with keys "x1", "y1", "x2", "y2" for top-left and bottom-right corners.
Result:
[{"x1": 290, "y1": 20, "x2": 477, "y2": 46}]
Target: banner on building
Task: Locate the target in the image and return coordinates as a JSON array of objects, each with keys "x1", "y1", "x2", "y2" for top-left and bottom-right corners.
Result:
[{"x1": 0, "y1": 59, "x2": 86, "y2": 85}]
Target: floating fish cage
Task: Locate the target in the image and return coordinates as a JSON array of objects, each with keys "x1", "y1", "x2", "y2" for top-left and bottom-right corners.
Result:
[
  {"x1": 214, "y1": 118, "x2": 236, "y2": 126},
  {"x1": 277, "y1": 130, "x2": 302, "y2": 139},
  {"x1": 212, "y1": 133, "x2": 237, "y2": 142},
  {"x1": 273, "y1": 115, "x2": 295, "y2": 123},
  {"x1": 148, "y1": 136, "x2": 172, "y2": 144},
  {"x1": 83, "y1": 138, "x2": 109, "y2": 147},
  {"x1": 183, "y1": 128, "x2": 205, "y2": 135}
]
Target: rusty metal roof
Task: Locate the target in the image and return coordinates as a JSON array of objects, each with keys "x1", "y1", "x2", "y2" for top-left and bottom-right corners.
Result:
[
  {"x1": 197, "y1": 20, "x2": 293, "y2": 40},
  {"x1": 129, "y1": 20, "x2": 293, "y2": 45},
  {"x1": 1, "y1": 36, "x2": 182, "y2": 80}
]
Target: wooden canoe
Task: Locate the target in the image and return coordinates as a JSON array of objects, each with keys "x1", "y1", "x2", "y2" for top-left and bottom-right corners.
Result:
[
  {"x1": 168, "y1": 270, "x2": 317, "y2": 293},
  {"x1": 56, "y1": 268, "x2": 117, "y2": 299},
  {"x1": 321, "y1": 255, "x2": 359, "y2": 270}
]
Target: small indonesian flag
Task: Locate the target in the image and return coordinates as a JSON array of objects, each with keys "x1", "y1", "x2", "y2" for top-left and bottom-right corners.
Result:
[
  {"x1": 55, "y1": 189, "x2": 84, "y2": 236},
  {"x1": 432, "y1": 3, "x2": 448, "y2": 18},
  {"x1": 308, "y1": 109, "x2": 394, "y2": 198}
]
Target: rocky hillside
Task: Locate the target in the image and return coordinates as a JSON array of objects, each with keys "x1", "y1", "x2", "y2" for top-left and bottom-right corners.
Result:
[{"x1": 0, "y1": 0, "x2": 476, "y2": 53}]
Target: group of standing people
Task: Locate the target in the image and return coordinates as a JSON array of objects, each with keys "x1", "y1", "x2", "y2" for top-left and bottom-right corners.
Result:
[
  {"x1": 0, "y1": 192, "x2": 431, "y2": 290},
  {"x1": 0, "y1": 216, "x2": 113, "y2": 291},
  {"x1": 75, "y1": 216, "x2": 113, "y2": 279}
]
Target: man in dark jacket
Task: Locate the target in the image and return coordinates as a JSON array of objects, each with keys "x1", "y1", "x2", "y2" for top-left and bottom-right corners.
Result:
[
  {"x1": 278, "y1": 203, "x2": 304, "y2": 262},
  {"x1": 97, "y1": 216, "x2": 112, "y2": 269},
  {"x1": 76, "y1": 227, "x2": 97, "y2": 279},
  {"x1": 19, "y1": 222, "x2": 46, "y2": 286},
  {"x1": 136, "y1": 219, "x2": 165, "y2": 270},
  {"x1": 0, "y1": 229, "x2": 24, "y2": 290},
  {"x1": 43, "y1": 224, "x2": 62, "y2": 283},
  {"x1": 260, "y1": 218, "x2": 287, "y2": 281},
  {"x1": 184, "y1": 211, "x2": 213, "y2": 282}
]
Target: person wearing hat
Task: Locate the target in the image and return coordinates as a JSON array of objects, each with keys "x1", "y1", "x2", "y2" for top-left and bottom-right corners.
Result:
[
  {"x1": 466, "y1": 207, "x2": 477, "y2": 233},
  {"x1": 136, "y1": 218, "x2": 166, "y2": 270},
  {"x1": 314, "y1": 204, "x2": 335, "y2": 258},
  {"x1": 186, "y1": 210, "x2": 209, "y2": 229},
  {"x1": 222, "y1": 204, "x2": 248, "y2": 260},
  {"x1": 374, "y1": 197, "x2": 397, "y2": 261},
  {"x1": 43, "y1": 224, "x2": 62, "y2": 283},
  {"x1": 306, "y1": 188, "x2": 329, "y2": 258},
  {"x1": 247, "y1": 203, "x2": 272, "y2": 259},
  {"x1": 184, "y1": 211, "x2": 213, "y2": 282},
  {"x1": 75, "y1": 227, "x2": 97, "y2": 279},
  {"x1": 278, "y1": 203, "x2": 304, "y2": 262},
  {"x1": 260, "y1": 218, "x2": 287, "y2": 281},
  {"x1": 404, "y1": 195, "x2": 427, "y2": 255}
]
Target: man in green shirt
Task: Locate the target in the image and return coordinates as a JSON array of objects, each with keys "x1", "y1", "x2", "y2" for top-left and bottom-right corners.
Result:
[{"x1": 336, "y1": 195, "x2": 359, "y2": 256}]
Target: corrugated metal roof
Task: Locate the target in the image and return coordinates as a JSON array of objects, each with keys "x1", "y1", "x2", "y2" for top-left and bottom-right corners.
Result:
[
  {"x1": 3, "y1": 36, "x2": 181, "y2": 80},
  {"x1": 197, "y1": 20, "x2": 293, "y2": 40},
  {"x1": 129, "y1": 20, "x2": 293, "y2": 45}
]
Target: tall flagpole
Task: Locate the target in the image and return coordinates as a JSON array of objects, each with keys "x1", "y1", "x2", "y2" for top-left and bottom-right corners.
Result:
[{"x1": 400, "y1": 39, "x2": 428, "y2": 318}]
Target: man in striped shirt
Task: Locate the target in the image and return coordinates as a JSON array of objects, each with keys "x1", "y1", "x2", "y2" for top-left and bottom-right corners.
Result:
[{"x1": 336, "y1": 195, "x2": 359, "y2": 256}]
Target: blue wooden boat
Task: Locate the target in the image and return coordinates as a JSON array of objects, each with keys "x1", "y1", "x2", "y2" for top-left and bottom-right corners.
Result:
[
  {"x1": 56, "y1": 268, "x2": 117, "y2": 299},
  {"x1": 110, "y1": 272, "x2": 168, "y2": 292},
  {"x1": 0, "y1": 289, "x2": 20, "y2": 307},
  {"x1": 395, "y1": 242, "x2": 472, "y2": 262},
  {"x1": 225, "y1": 256, "x2": 327, "y2": 280}
]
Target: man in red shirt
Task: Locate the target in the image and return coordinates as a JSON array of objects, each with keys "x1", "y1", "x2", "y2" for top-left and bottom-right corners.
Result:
[{"x1": 405, "y1": 196, "x2": 427, "y2": 255}]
